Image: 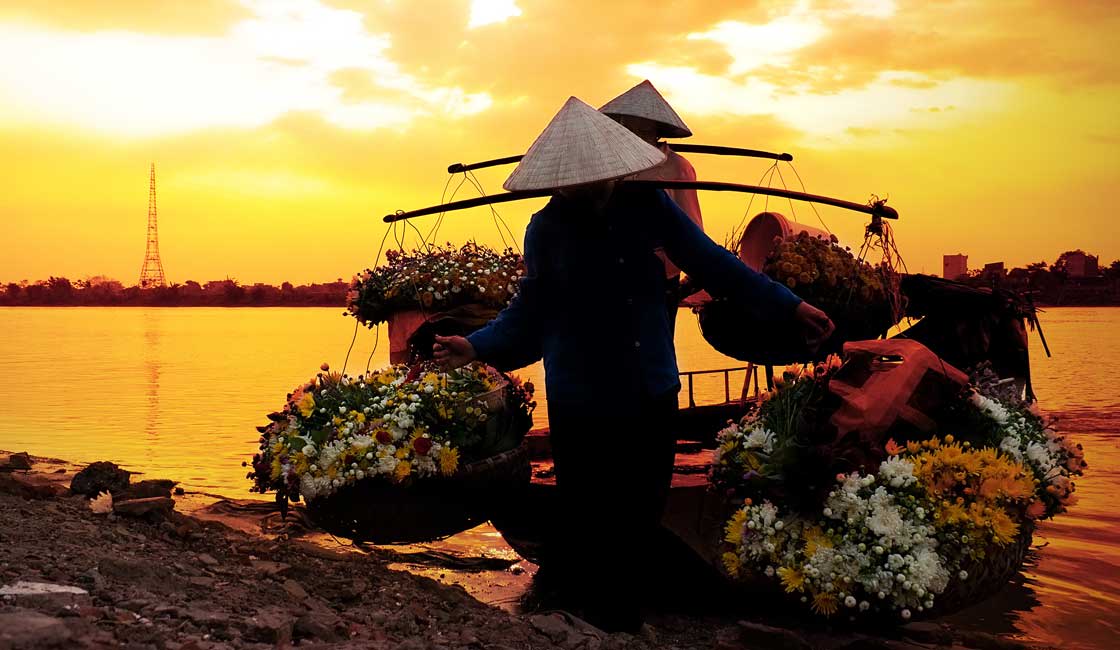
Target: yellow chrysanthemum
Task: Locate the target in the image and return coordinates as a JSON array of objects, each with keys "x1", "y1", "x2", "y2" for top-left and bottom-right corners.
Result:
[
  {"x1": 940, "y1": 501, "x2": 969, "y2": 525},
  {"x1": 439, "y1": 447, "x2": 460, "y2": 475},
  {"x1": 804, "y1": 526, "x2": 833, "y2": 556},
  {"x1": 297, "y1": 392, "x2": 316, "y2": 417},
  {"x1": 394, "y1": 460, "x2": 412, "y2": 482},
  {"x1": 395, "y1": 447, "x2": 410, "y2": 459},
  {"x1": 989, "y1": 509, "x2": 1020, "y2": 545},
  {"x1": 724, "y1": 509, "x2": 748, "y2": 545},
  {"x1": 811, "y1": 592, "x2": 839, "y2": 616},
  {"x1": 778, "y1": 566, "x2": 805, "y2": 593},
  {"x1": 721, "y1": 552, "x2": 741, "y2": 577}
]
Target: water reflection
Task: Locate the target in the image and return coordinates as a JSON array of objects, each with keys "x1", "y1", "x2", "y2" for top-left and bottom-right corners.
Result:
[
  {"x1": 143, "y1": 310, "x2": 161, "y2": 442},
  {"x1": 0, "y1": 306, "x2": 1117, "y2": 649}
]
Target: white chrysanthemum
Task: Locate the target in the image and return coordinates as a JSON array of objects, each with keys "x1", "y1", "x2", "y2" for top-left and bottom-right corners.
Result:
[
  {"x1": 745, "y1": 427, "x2": 776, "y2": 453},
  {"x1": 999, "y1": 435, "x2": 1025, "y2": 462},
  {"x1": 878, "y1": 457, "x2": 916, "y2": 488}
]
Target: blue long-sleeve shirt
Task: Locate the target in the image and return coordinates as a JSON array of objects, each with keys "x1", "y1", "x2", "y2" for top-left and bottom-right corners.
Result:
[{"x1": 467, "y1": 185, "x2": 802, "y2": 405}]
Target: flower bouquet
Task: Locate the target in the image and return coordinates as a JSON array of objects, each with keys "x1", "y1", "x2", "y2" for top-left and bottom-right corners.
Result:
[
  {"x1": 346, "y1": 243, "x2": 524, "y2": 361},
  {"x1": 248, "y1": 362, "x2": 536, "y2": 543},
  {"x1": 698, "y1": 232, "x2": 899, "y2": 365},
  {"x1": 710, "y1": 357, "x2": 1085, "y2": 621},
  {"x1": 763, "y1": 232, "x2": 895, "y2": 336}
]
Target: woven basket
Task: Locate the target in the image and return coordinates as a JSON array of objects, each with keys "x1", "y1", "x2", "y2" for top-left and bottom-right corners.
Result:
[
  {"x1": 712, "y1": 497, "x2": 1037, "y2": 622},
  {"x1": 305, "y1": 442, "x2": 531, "y2": 544},
  {"x1": 930, "y1": 521, "x2": 1035, "y2": 617}
]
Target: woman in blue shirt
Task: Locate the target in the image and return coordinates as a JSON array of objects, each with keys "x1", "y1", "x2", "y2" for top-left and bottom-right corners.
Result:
[{"x1": 434, "y1": 97, "x2": 833, "y2": 632}]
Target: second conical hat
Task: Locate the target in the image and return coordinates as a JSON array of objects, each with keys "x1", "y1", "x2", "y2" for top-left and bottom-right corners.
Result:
[
  {"x1": 503, "y1": 96, "x2": 667, "y2": 192},
  {"x1": 599, "y1": 80, "x2": 692, "y2": 139}
]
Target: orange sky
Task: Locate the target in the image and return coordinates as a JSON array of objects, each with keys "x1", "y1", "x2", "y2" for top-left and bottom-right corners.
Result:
[{"x1": 1, "y1": 0, "x2": 1117, "y2": 284}]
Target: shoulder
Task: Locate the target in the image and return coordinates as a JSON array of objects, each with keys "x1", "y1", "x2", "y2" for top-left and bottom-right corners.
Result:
[
  {"x1": 662, "y1": 148, "x2": 696, "y2": 179},
  {"x1": 524, "y1": 197, "x2": 565, "y2": 244}
]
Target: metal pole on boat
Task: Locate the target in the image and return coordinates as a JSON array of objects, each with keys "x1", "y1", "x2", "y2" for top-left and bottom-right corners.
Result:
[
  {"x1": 383, "y1": 179, "x2": 899, "y2": 223},
  {"x1": 446, "y1": 145, "x2": 793, "y2": 174}
]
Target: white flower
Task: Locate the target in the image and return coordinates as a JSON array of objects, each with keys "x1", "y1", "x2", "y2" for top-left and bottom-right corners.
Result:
[{"x1": 744, "y1": 426, "x2": 776, "y2": 453}]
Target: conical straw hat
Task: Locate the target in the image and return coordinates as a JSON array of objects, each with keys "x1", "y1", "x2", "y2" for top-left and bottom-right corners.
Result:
[
  {"x1": 599, "y1": 80, "x2": 692, "y2": 139},
  {"x1": 503, "y1": 96, "x2": 667, "y2": 192}
]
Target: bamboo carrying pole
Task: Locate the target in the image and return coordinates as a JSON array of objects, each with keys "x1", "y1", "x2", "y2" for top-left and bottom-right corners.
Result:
[
  {"x1": 446, "y1": 144, "x2": 793, "y2": 174},
  {"x1": 382, "y1": 179, "x2": 899, "y2": 223}
]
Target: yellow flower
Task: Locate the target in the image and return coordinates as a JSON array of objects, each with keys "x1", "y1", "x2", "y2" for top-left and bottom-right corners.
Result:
[
  {"x1": 297, "y1": 392, "x2": 316, "y2": 417},
  {"x1": 989, "y1": 509, "x2": 1020, "y2": 545},
  {"x1": 395, "y1": 447, "x2": 410, "y2": 459},
  {"x1": 394, "y1": 460, "x2": 412, "y2": 482},
  {"x1": 778, "y1": 566, "x2": 805, "y2": 593},
  {"x1": 438, "y1": 447, "x2": 460, "y2": 475},
  {"x1": 803, "y1": 526, "x2": 833, "y2": 556},
  {"x1": 721, "y1": 552, "x2": 741, "y2": 577},
  {"x1": 724, "y1": 509, "x2": 748, "y2": 545},
  {"x1": 811, "y1": 592, "x2": 839, "y2": 616}
]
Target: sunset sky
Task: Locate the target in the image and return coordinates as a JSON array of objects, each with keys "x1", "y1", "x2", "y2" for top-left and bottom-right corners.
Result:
[{"x1": 1, "y1": 0, "x2": 1117, "y2": 284}]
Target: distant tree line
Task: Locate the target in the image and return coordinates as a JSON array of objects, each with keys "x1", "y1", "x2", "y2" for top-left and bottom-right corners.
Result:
[
  {"x1": 0, "y1": 276, "x2": 348, "y2": 307},
  {"x1": 960, "y1": 250, "x2": 1120, "y2": 306}
]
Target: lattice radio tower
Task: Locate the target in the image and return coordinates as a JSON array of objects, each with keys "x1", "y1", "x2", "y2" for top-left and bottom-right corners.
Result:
[{"x1": 138, "y1": 163, "x2": 166, "y2": 288}]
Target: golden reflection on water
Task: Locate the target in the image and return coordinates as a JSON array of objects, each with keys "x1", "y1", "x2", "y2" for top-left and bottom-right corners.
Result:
[{"x1": 0, "y1": 305, "x2": 1118, "y2": 648}]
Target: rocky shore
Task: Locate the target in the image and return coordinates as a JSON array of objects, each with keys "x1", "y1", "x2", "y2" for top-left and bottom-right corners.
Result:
[{"x1": 0, "y1": 452, "x2": 1060, "y2": 650}]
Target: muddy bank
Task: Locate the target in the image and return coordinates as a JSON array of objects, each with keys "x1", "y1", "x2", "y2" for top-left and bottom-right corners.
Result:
[{"x1": 0, "y1": 452, "x2": 1059, "y2": 650}]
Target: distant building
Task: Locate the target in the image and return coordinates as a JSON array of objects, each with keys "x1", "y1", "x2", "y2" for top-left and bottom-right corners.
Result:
[
  {"x1": 1066, "y1": 251, "x2": 1099, "y2": 278},
  {"x1": 943, "y1": 254, "x2": 968, "y2": 280},
  {"x1": 982, "y1": 261, "x2": 1006, "y2": 284}
]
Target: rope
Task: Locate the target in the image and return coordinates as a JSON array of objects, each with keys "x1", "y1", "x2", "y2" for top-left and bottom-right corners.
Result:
[
  {"x1": 468, "y1": 170, "x2": 522, "y2": 255},
  {"x1": 340, "y1": 318, "x2": 360, "y2": 376},
  {"x1": 728, "y1": 162, "x2": 780, "y2": 249},
  {"x1": 785, "y1": 162, "x2": 832, "y2": 236}
]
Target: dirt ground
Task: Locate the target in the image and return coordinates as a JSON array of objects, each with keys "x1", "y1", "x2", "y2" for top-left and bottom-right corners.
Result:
[{"x1": 0, "y1": 453, "x2": 1054, "y2": 650}]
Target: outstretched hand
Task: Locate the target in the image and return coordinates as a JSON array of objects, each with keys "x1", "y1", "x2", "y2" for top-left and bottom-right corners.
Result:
[
  {"x1": 433, "y1": 335, "x2": 477, "y2": 370},
  {"x1": 794, "y1": 301, "x2": 836, "y2": 351}
]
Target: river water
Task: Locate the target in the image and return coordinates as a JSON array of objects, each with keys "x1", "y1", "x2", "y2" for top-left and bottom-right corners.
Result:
[{"x1": 0, "y1": 306, "x2": 1116, "y2": 648}]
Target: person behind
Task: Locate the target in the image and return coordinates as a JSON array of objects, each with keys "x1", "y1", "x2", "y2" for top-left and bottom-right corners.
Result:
[
  {"x1": 434, "y1": 97, "x2": 834, "y2": 632},
  {"x1": 600, "y1": 80, "x2": 701, "y2": 335}
]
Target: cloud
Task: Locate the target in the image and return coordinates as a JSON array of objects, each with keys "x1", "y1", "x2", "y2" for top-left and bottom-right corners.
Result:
[
  {"x1": 0, "y1": 0, "x2": 248, "y2": 36},
  {"x1": 0, "y1": 0, "x2": 491, "y2": 135},
  {"x1": 468, "y1": 0, "x2": 522, "y2": 28}
]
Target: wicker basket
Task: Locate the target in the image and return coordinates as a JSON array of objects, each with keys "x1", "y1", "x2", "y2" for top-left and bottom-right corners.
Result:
[
  {"x1": 930, "y1": 521, "x2": 1035, "y2": 617},
  {"x1": 712, "y1": 496, "x2": 1037, "y2": 622},
  {"x1": 305, "y1": 442, "x2": 531, "y2": 544},
  {"x1": 698, "y1": 297, "x2": 893, "y2": 366}
]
